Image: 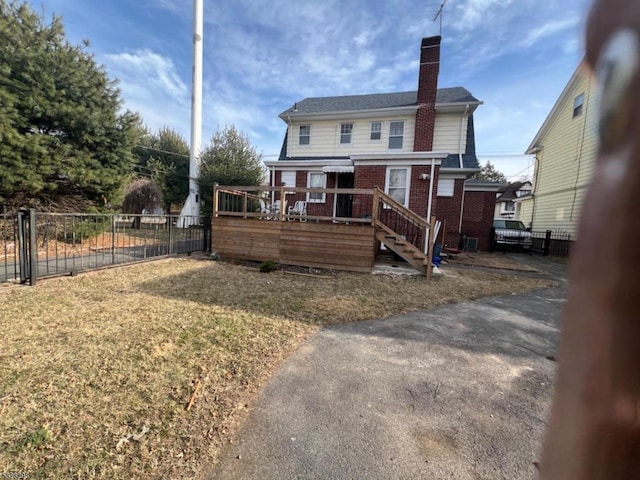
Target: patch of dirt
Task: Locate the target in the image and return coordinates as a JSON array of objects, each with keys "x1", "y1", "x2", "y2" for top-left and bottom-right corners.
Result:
[{"x1": 447, "y1": 252, "x2": 542, "y2": 273}]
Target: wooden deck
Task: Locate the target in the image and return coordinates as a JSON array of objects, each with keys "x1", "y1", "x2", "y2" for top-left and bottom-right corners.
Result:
[
  {"x1": 212, "y1": 217, "x2": 376, "y2": 272},
  {"x1": 211, "y1": 185, "x2": 434, "y2": 277}
]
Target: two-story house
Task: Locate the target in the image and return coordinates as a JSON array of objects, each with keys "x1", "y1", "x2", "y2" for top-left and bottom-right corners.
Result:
[
  {"x1": 264, "y1": 36, "x2": 493, "y2": 249},
  {"x1": 495, "y1": 181, "x2": 532, "y2": 219},
  {"x1": 518, "y1": 62, "x2": 596, "y2": 238}
]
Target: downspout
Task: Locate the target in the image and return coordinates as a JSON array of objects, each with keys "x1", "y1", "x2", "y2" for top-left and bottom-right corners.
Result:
[
  {"x1": 458, "y1": 180, "x2": 466, "y2": 235},
  {"x1": 458, "y1": 104, "x2": 470, "y2": 168},
  {"x1": 424, "y1": 158, "x2": 436, "y2": 255},
  {"x1": 271, "y1": 165, "x2": 276, "y2": 204},
  {"x1": 530, "y1": 155, "x2": 540, "y2": 228}
]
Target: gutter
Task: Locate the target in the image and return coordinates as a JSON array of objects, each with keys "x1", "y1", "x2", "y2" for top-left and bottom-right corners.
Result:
[{"x1": 458, "y1": 104, "x2": 470, "y2": 168}]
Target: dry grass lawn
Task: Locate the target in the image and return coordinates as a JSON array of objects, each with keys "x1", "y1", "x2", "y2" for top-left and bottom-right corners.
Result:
[
  {"x1": 448, "y1": 251, "x2": 542, "y2": 272},
  {"x1": 0, "y1": 258, "x2": 555, "y2": 479}
]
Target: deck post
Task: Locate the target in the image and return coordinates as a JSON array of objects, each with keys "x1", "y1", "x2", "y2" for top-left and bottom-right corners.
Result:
[
  {"x1": 426, "y1": 215, "x2": 436, "y2": 280},
  {"x1": 213, "y1": 183, "x2": 219, "y2": 218},
  {"x1": 243, "y1": 191, "x2": 248, "y2": 219},
  {"x1": 280, "y1": 185, "x2": 286, "y2": 221},
  {"x1": 371, "y1": 188, "x2": 380, "y2": 225}
]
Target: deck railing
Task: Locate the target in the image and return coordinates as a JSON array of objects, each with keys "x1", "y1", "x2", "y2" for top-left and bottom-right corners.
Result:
[{"x1": 213, "y1": 184, "x2": 375, "y2": 224}]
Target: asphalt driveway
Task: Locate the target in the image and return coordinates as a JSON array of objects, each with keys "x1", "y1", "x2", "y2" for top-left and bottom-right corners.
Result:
[{"x1": 209, "y1": 260, "x2": 565, "y2": 479}]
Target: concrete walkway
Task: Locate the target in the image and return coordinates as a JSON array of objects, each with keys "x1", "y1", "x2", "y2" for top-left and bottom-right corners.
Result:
[{"x1": 209, "y1": 259, "x2": 565, "y2": 480}]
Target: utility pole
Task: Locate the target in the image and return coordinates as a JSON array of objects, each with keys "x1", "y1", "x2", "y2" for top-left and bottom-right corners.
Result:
[{"x1": 178, "y1": 0, "x2": 204, "y2": 227}]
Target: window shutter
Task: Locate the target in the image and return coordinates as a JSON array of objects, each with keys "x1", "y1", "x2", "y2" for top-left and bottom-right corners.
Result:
[{"x1": 437, "y1": 178, "x2": 455, "y2": 197}]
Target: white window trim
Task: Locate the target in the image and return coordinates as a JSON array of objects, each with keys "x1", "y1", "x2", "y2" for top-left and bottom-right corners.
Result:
[
  {"x1": 307, "y1": 172, "x2": 326, "y2": 203},
  {"x1": 339, "y1": 123, "x2": 353, "y2": 145},
  {"x1": 384, "y1": 166, "x2": 411, "y2": 208},
  {"x1": 298, "y1": 125, "x2": 311, "y2": 146},
  {"x1": 388, "y1": 120, "x2": 405, "y2": 150},
  {"x1": 369, "y1": 121, "x2": 382, "y2": 142}
]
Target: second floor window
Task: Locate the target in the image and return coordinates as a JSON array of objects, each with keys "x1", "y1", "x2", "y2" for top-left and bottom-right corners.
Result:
[
  {"x1": 299, "y1": 125, "x2": 310, "y2": 145},
  {"x1": 388, "y1": 121, "x2": 404, "y2": 149},
  {"x1": 340, "y1": 123, "x2": 353, "y2": 144},
  {"x1": 573, "y1": 93, "x2": 584, "y2": 118},
  {"x1": 370, "y1": 122, "x2": 381, "y2": 140}
]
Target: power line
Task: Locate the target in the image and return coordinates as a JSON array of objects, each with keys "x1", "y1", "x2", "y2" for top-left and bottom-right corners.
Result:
[{"x1": 135, "y1": 145, "x2": 191, "y2": 159}]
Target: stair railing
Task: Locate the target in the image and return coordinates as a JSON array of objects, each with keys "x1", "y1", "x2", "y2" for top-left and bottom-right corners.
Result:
[{"x1": 372, "y1": 188, "x2": 429, "y2": 253}]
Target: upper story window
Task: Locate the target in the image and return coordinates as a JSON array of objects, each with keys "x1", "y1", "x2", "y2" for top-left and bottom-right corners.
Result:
[
  {"x1": 340, "y1": 123, "x2": 353, "y2": 144},
  {"x1": 299, "y1": 125, "x2": 310, "y2": 145},
  {"x1": 573, "y1": 93, "x2": 584, "y2": 118},
  {"x1": 370, "y1": 122, "x2": 382, "y2": 140},
  {"x1": 388, "y1": 121, "x2": 404, "y2": 149}
]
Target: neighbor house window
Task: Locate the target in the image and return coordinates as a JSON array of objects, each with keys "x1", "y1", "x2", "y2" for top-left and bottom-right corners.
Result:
[
  {"x1": 437, "y1": 178, "x2": 454, "y2": 197},
  {"x1": 307, "y1": 172, "x2": 326, "y2": 203},
  {"x1": 388, "y1": 121, "x2": 404, "y2": 149},
  {"x1": 340, "y1": 123, "x2": 353, "y2": 144},
  {"x1": 385, "y1": 167, "x2": 410, "y2": 206},
  {"x1": 573, "y1": 93, "x2": 584, "y2": 117},
  {"x1": 370, "y1": 122, "x2": 382, "y2": 140},
  {"x1": 504, "y1": 201, "x2": 515, "y2": 212},
  {"x1": 299, "y1": 125, "x2": 310, "y2": 145}
]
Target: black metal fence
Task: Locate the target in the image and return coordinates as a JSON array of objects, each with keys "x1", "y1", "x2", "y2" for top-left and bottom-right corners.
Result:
[
  {"x1": 1, "y1": 209, "x2": 210, "y2": 285},
  {"x1": 489, "y1": 227, "x2": 572, "y2": 257},
  {"x1": 529, "y1": 229, "x2": 572, "y2": 257}
]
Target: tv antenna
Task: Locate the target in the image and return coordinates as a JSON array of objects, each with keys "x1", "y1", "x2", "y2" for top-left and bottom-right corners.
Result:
[{"x1": 433, "y1": 0, "x2": 448, "y2": 36}]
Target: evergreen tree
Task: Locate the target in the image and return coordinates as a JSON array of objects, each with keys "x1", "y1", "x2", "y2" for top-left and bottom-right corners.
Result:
[
  {"x1": 134, "y1": 126, "x2": 190, "y2": 213},
  {"x1": 473, "y1": 161, "x2": 508, "y2": 182},
  {"x1": 198, "y1": 125, "x2": 265, "y2": 214},
  {"x1": 0, "y1": 1, "x2": 140, "y2": 206}
]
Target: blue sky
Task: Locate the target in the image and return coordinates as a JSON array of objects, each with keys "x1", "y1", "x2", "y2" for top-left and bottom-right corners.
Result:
[{"x1": 32, "y1": 0, "x2": 590, "y2": 180}]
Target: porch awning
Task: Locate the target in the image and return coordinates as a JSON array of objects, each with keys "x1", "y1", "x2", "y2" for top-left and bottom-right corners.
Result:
[{"x1": 322, "y1": 165, "x2": 354, "y2": 173}]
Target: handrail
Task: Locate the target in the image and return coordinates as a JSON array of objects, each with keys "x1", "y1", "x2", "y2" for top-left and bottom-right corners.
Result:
[{"x1": 374, "y1": 188, "x2": 429, "y2": 229}]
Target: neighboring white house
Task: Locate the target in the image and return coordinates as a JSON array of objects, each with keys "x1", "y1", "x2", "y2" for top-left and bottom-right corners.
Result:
[
  {"x1": 519, "y1": 62, "x2": 597, "y2": 238},
  {"x1": 494, "y1": 181, "x2": 532, "y2": 219}
]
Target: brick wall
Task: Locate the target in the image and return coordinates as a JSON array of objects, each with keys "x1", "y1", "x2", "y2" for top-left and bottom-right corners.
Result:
[
  {"x1": 353, "y1": 165, "x2": 385, "y2": 217},
  {"x1": 408, "y1": 165, "x2": 438, "y2": 217},
  {"x1": 433, "y1": 178, "x2": 464, "y2": 248},
  {"x1": 461, "y1": 190, "x2": 496, "y2": 251},
  {"x1": 414, "y1": 36, "x2": 440, "y2": 152}
]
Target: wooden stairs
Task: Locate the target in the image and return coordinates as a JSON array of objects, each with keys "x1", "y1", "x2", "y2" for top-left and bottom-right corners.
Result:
[
  {"x1": 374, "y1": 223, "x2": 429, "y2": 273},
  {"x1": 372, "y1": 188, "x2": 435, "y2": 277}
]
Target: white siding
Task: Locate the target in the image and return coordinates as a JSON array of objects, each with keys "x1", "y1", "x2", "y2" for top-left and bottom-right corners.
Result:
[
  {"x1": 433, "y1": 114, "x2": 467, "y2": 154},
  {"x1": 286, "y1": 116, "x2": 416, "y2": 157},
  {"x1": 530, "y1": 67, "x2": 597, "y2": 239}
]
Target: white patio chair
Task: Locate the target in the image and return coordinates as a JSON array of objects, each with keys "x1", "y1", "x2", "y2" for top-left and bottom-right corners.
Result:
[
  {"x1": 258, "y1": 198, "x2": 271, "y2": 220},
  {"x1": 287, "y1": 201, "x2": 308, "y2": 222},
  {"x1": 271, "y1": 200, "x2": 286, "y2": 220}
]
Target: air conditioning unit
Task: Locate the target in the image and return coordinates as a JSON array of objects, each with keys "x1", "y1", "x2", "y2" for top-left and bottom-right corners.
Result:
[{"x1": 463, "y1": 237, "x2": 479, "y2": 252}]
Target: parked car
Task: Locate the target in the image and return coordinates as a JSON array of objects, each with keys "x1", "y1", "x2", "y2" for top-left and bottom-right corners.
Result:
[{"x1": 492, "y1": 219, "x2": 532, "y2": 251}]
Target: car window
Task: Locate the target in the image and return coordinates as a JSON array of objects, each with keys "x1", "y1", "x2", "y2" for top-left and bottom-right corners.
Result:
[
  {"x1": 493, "y1": 220, "x2": 506, "y2": 228},
  {"x1": 505, "y1": 221, "x2": 526, "y2": 230}
]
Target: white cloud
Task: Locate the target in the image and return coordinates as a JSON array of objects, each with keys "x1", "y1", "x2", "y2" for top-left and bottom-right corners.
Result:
[
  {"x1": 104, "y1": 50, "x2": 187, "y2": 98},
  {"x1": 520, "y1": 18, "x2": 581, "y2": 48}
]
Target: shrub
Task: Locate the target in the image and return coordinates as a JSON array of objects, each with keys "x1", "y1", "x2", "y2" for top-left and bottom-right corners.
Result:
[{"x1": 259, "y1": 260, "x2": 278, "y2": 273}]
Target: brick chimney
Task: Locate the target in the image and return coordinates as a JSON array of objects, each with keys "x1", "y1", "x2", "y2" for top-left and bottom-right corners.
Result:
[{"x1": 414, "y1": 36, "x2": 441, "y2": 152}]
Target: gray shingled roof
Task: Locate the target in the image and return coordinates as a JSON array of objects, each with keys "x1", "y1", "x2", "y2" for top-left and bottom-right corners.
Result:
[{"x1": 280, "y1": 87, "x2": 479, "y2": 116}]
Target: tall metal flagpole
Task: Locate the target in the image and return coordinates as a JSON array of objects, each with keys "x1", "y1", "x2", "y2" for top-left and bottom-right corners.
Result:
[{"x1": 179, "y1": 0, "x2": 203, "y2": 227}]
